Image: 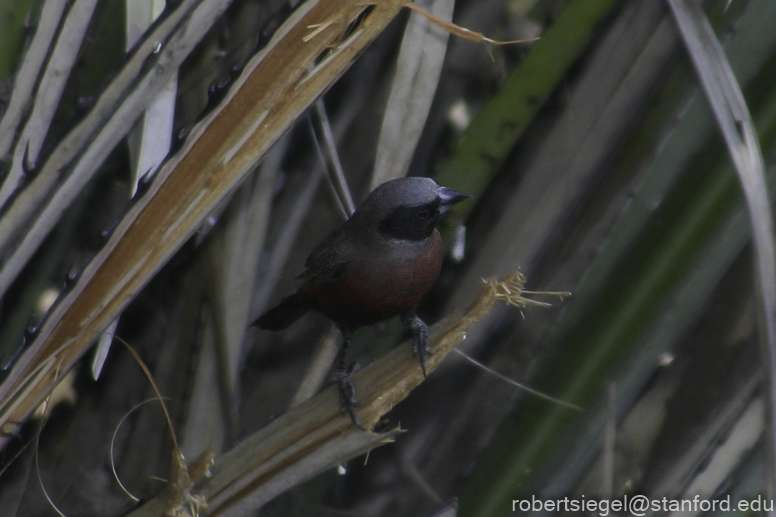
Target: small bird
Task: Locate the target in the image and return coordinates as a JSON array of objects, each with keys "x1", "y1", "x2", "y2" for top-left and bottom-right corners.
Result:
[{"x1": 254, "y1": 176, "x2": 470, "y2": 427}]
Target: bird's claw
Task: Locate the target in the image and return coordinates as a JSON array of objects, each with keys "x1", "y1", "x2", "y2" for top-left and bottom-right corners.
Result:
[
  {"x1": 337, "y1": 362, "x2": 365, "y2": 430},
  {"x1": 408, "y1": 318, "x2": 432, "y2": 378},
  {"x1": 413, "y1": 335, "x2": 430, "y2": 377}
]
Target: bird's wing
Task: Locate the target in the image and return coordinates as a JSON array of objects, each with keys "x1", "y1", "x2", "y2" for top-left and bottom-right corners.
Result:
[{"x1": 304, "y1": 232, "x2": 351, "y2": 282}]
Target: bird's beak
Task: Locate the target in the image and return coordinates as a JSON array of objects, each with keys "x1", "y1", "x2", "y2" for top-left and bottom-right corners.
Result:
[{"x1": 437, "y1": 186, "x2": 472, "y2": 213}]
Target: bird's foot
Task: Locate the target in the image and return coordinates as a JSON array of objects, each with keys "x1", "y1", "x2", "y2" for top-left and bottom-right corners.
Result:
[
  {"x1": 413, "y1": 332, "x2": 431, "y2": 378},
  {"x1": 403, "y1": 312, "x2": 432, "y2": 378},
  {"x1": 337, "y1": 362, "x2": 365, "y2": 430}
]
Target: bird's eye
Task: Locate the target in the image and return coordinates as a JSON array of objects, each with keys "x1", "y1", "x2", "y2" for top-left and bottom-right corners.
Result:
[{"x1": 417, "y1": 209, "x2": 431, "y2": 219}]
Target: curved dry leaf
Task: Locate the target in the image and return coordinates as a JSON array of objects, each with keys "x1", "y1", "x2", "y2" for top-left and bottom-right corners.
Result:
[{"x1": 668, "y1": 0, "x2": 776, "y2": 497}]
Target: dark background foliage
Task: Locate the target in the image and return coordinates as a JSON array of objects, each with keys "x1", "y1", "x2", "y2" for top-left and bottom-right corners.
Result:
[{"x1": 0, "y1": 0, "x2": 775, "y2": 515}]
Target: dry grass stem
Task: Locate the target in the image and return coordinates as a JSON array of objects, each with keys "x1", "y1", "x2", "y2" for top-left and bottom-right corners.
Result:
[{"x1": 405, "y1": 2, "x2": 540, "y2": 46}]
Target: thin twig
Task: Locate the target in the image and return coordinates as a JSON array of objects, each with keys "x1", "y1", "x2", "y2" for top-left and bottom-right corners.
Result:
[
  {"x1": 35, "y1": 402, "x2": 68, "y2": 517},
  {"x1": 453, "y1": 349, "x2": 582, "y2": 410},
  {"x1": 110, "y1": 398, "x2": 169, "y2": 502},
  {"x1": 312, "y1": 100, "x2": 356, "y2": 217},
  {"x1": 112, "y1": 335, "x2": 179, "y2": 449},
  {"x1": 405, "y1": 2, "x2": 540, "y2": 46}
]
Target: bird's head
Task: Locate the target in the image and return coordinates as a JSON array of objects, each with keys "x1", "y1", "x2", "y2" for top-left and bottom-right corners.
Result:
[{"x1": 354, "y1": 177, "x2": 471, "y2": 241}]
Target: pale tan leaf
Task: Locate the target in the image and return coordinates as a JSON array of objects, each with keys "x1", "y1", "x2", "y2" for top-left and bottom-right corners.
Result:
[{"x1": 371, "y1": 0, "x2": 454, "y2": 188}]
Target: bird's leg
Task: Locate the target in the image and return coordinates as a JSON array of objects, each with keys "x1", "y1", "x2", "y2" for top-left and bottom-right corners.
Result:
[
  {"x1": 401, "y1": 309, "x2": 431, "y2": 377},
  {"x1": 336, "y1": 328, "x2": 365, "y2": 430}
]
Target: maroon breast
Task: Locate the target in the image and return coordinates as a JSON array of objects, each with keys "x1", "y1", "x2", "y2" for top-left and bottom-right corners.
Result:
[{"x1": 314, "y1": 232, "x2": 443, "y2": 328}]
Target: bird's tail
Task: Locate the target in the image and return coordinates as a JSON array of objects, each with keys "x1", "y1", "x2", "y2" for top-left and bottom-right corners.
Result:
[{"x1": 252, "y1": 294, "x2": 311, "y2": 331}]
